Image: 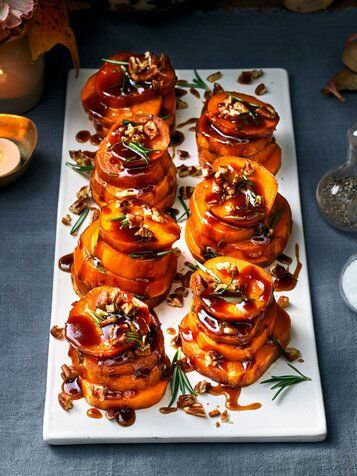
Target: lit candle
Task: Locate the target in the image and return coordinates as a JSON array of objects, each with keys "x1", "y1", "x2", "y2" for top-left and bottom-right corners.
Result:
[{"x1": 0, "y1": 138, "x2": 21, "y2": 176}]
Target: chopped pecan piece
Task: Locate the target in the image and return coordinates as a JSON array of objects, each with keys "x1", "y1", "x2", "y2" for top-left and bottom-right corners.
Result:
[
  {"x1": 134, "y1": 225, "x2": 154, "y2": 240},
  {"x1": 238, "y1": 69, "x2": 263, "y2": 84},
  {"x1": 166, "y1": 293, "x2": 184, "y2": 308},
  {"x1": 50, "y1": 325, "x2": 64, "y2": 340},
  {"x1": 61, "y1": 214, "x2": 72, "y2": 226},
  {"x1": 220, "y1": 410, "x2": 231, "y2": 423},
  {"x1": 144, "y1": 120, "x2": 158, "y2": 139},
  {"x1": 173, "y1": 286, "x2": 189, "y2": 297},
  {"x1": 177, "y1": 394, "x2": 197, "y2": 409},
  {"x1": 277, "y1": 295, "x2": 290, "y2": 308},
  {"x1": 69, "y1": 197, "x2": 89, "y2": 215},
  {"x1": 176, "y1": 98, "x2": 188, "y2": 110},
  {"x1": 61, "y1": 364, "x2": 79, "y2": 381},
  {"x1": 179, "y1": 185, "x2": 194, "y2": 199},
  {"x1": 58, "y1": 392, "x2": 73, "y2": 411},
  {"x1": 194, "y1": 380, "x2": 212, "y2": 394},
  {"x1": 209, "y1": 408, "x2": 221, "y2": 418},
  {"x1": 183, "y1": 403, "x2": 206, "y2": 417},
  {"x1": 255, "y1": 83, "x2": 267, "y2": 96},
  {"x1": 207, "y1": 71, "x2": 222, "y2": 83},
  {"x1": 190, "y1": 87, "x2": 200, "y2": 99}
]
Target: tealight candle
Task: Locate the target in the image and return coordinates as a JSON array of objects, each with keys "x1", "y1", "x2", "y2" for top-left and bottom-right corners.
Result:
[{"x1": 0, "y1": 137, "x2": 21, "y2": 177}]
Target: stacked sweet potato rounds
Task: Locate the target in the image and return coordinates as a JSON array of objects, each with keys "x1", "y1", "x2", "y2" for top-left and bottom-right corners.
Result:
[
  {"x1": 180, "y1": 257, "x2": 291, "y2": 387},
  {"x1": 72, "y1": 198, "x2": 181, "y2": 307},
  {"x1": 81, "y1": 52, "x2": 176, "y2": 138},
  {"x1": 90, "y1": 114, "x2": 177, "y2": 209},
  {"x1": 66, "y1": 286, "x2": 170, "y2": 410},
  {"x1": 186, "y1": 156, "x2": 292, "y2": 267},
  {"x1": 196, "y1": 91, "x2": 281, "y2": 174}
]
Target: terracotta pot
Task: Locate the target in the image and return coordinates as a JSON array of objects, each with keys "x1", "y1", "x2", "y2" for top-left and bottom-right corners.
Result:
[{"x1": 0, "y1": 33, "x2": 44, "y2": 114}]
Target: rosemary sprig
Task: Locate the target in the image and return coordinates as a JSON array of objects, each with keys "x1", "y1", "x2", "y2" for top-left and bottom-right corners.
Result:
[
  {"x1": 86, "y1": 309, "x2": 103, "y2": 326},
  {"x1": 122, "y1": 119, "x2": 139, "y2": 127},
  {"x1": 228, "y1": 93, "x2": 258, "y2": 121},
  {"x1": 66, "y1": 162, "x2": 94, "y2": 173},
  {"x1": 176, "y1": 70, "x2": 210, "y2": 91},
  {"x1": 176, "y1": 193, "x2": 190, "y2": 223},
  {"x1": 260, "y1": 363, "x2": 311, "y2": 401},
  {"x1": 168, "y1": 349, "x2": 196, "y2": 407},
  {"x1": 122, "y1": 140, "x2": 158, "y2": 164},
  {"x1": 129, "y1": 249, "x2": 177, "y2": 259},
  {"x1": 70, "y1": 206, "x2": 89, "y2": 235},
  {"x1": 109, "y1": 214, "x2": 130, "y2": 227},
  {"x1": 125, "y1": 330, "x2": 143, "y2": 345},
  {"x1": 102, "y1": 58, "x2": 129, "y2": 66}
]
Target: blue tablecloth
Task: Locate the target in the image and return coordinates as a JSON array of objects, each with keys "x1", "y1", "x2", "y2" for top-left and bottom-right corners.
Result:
[{"x1": 1, "y1": 6, "x2": 356, "y2": 475}]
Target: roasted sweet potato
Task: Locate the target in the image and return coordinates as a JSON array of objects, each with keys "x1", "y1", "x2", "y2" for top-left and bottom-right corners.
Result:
[
  {"x1": 185, "y1": 155, "x2": 292, "y2": 267},
  {"x1": 81, "y1": 52, "x2": 176, "y2": 137},
  {"x1": 65, "y1": 286, "x2": 170, "y2": 410},
  {"x1": 181, "y1": 305, "x2": 290, "y2": 387},
  {"x1": 71, "y1": 200, "x2": 180, "y2": 306},
  {"x1": 206, "y1": 92, "x2": 279, "y2": 138},
  {"x1": 90, "y1": 114, "x2": 177, "y2": 210},
  {"x1": 196, "y1": 91, "x2": 281, "y2": 173}
]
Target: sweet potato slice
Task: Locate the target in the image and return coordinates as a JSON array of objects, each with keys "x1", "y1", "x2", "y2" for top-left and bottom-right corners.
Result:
[
  {"x1": 72, "y1": 222, "x2": 177, "y2": 304},
  {"x1": 207, "y1": 91, "x2": 279, "y2": 138},
  {"x1": 190, "y1": 256, "x2": 273, "y2": 322},
  {"x1": 65, "y1": 286, "x2": 154, "y2": 359},
  {"x1": 184, "y1": 300, "x2": 277, "y2": 361},
  {"x1": 80, "y1": 376, "x2": 169, "y2": 410},
  {"x1": 181, "y1": 305, "x2": 290, "y2": 387},
  {"x1": 209, "y1": 157, "x2": 278, "y2": 226},
  {"x1": 99, "y1": 199, "x2": 180, "y2": 254}
]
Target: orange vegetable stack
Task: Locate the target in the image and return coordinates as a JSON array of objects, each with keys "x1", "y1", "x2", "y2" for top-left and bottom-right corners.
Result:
[
  {"x1": 196, "y1": 91, "x2": 281, "y2": 174},
  {"x1": 82, "y1": 52, "x2": 176, "y2": 138},
  {"x1": 66, "y1": 286, "x2": 170, "y2": 410},
  {"x1": 71, "y1": 198, "x2": 181, "y2": 307},
  {"x1": 180, "y1": 257, "x2": 291, "y2": 386},
  {"x1": 90, "y1": 114, "x2": 177, "y2": 209},
  {"x1": 185, "y1": 157, "x2": 292, "y2": 267}
]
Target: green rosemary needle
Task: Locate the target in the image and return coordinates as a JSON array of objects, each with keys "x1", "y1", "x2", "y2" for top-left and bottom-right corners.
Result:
[
  {"x1": 122, "y1": 140, "x2": 158, "y2": 164},
  {"x1": 70, "y1": 206, "x2": 89, "y2": 235},
  {"x1": 109, "y1": 215, "x2": 130, "y2": 227},
  {"x1": 176, "y1": 193, "x2": 190, "y2": 223},
  {"x1": 66, "y1": 162, "x2": 94, "y2": 173},
  {"x1": 176, "y1": 70, "x2": 210, "y2": 91},
  {"x1": 102, "y1": 58, "x2": 129, "y2": 66},
  {"x1": 193, "y1": 259, "x2": 222, "y2": 284},
  {"x1": 260, "y1": 363, "x2": 311, "y2": 401}
]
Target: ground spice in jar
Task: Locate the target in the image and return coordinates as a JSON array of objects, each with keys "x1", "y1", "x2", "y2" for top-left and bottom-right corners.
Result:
[{"x1": 317, "y1": 174, "x2": 357, "y2": 229}]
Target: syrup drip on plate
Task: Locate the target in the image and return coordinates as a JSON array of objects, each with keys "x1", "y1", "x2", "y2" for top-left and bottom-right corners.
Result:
[
  {"x1": 116, "y1": 408, "x2": 136, "y2": 427},
  {"x1": 58, "y1": 253, "x2": 74, "y2": 273},
  {"x1": 208, "y1": 384, "x2": 261, "y2": 411},
  {"x1": 87, "y1": 408, "x2": 102, "y2": 419}
]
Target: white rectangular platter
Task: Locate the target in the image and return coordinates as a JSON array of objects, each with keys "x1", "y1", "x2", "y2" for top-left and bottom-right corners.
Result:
[{"x1": 43, "y1": 68, "x2": 326, "y2": 444}]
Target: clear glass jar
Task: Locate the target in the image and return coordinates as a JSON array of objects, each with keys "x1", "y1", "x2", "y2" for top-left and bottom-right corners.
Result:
[
  {"x1": 316, "y1": 121, "x2": 357, "y2": 232},
  {"x1": 0, "y1": 33, "x2": 44, "y2": 114}
]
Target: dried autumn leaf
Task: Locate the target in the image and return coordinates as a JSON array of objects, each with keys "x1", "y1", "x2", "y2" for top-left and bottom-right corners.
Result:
[
  {"x1": 323, "y1": 69, "x2": 357, "y2": 101},
  {"x1": 28, "y1": 0, "x2": 79, "y2": 75},
  {"x1": 283, "y1": 0, "x2": 334, "y2": 13},
  {"x1": 342, "y1": 34, "x2": 357, "y2": 74}
]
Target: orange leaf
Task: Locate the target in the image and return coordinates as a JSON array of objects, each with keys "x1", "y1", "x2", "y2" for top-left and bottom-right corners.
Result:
[{"x1": 28, "y1": 0, "x2": 79, "y2": 75}]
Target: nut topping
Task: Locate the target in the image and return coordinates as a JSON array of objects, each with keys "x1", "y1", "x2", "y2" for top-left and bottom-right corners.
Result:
[{"x1": 58, "y1": 392, "x2": 73, "y2": 411}]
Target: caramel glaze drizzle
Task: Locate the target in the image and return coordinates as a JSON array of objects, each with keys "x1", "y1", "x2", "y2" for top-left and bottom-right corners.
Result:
[{"x1": 208, "y1": 384, "x2": 262, "y2": 411}]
